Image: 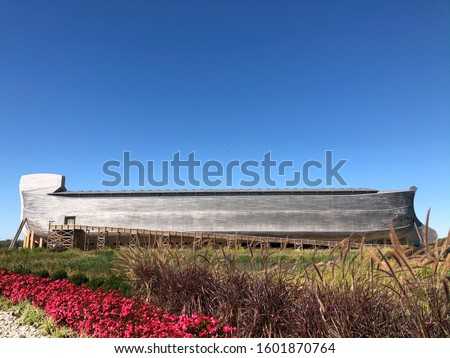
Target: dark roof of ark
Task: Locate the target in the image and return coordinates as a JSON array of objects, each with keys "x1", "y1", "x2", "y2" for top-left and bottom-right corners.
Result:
[{"x1": 49, "y1": 188, "x2": 379, "y2": 197}]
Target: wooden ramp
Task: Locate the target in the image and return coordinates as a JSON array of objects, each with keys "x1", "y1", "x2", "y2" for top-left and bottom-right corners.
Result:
[{"x1": 48, "y1": 224, "x2": 382, "y2": 250}]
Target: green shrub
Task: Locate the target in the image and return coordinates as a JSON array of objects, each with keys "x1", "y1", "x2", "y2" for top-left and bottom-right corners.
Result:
[
  {"x1": 103, "y1": 274, "x2": 132, "y2": 298},
  {"x1": 13, "y1": 267, "x2": 32, "y2": 275},
  {"x1": 68, "y1": 273, "x2": 89, "y2": 286},
  {"x1": 86, "y1": 276, "x2": 105, "y2": 290},
  {"x1": 34, "y1": 269, "x2": 50, "y2": 278},
  {"x1": 51, "y1": 270, "x2": 68, "y2": 280}
]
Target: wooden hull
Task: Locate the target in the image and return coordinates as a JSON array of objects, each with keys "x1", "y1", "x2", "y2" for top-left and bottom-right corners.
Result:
[{"x1": 20, "y1": 174, "x2": 438, "y2": 245}]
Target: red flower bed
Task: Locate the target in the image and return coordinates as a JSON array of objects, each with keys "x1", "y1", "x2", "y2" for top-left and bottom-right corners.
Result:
[{"x1": 0, "y1": 270, "x2": 235, "y2": 338}]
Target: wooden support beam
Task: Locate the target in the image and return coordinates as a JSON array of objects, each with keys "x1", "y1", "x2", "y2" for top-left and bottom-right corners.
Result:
[
  {"x1": 97, "y1": 231, "x2": 106, "y2": 250},
  {"x1": 23, "y1": 231, "x2": 29, "y2": 248},
  {"x1": 85, "y1": 230, "x2": 90, "y2": 251},
  {"x1": 9, "y1": 218, "x2": 27, "y2": 250},
  {"x1": 29, "y1": 231, "x2": 35, "y2": 249},
  {"x1": 129, "y1": 232, "x2": 139, "y2": 248},
  {"x1": 83, "y1": 231, "x2": 87, "y2": 251}
]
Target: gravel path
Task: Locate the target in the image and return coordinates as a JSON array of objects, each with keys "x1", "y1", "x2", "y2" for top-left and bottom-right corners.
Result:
[{"x1": 0, "y1": 310, "x2": 44, "y2": 338}]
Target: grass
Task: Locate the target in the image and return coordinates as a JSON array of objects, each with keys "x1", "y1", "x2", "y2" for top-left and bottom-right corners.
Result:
[
  {"x1": 0, "y1": 248, "x2": 117, "y2": 276},
  {"x1": 0, "y1": 245, "x2": 335, "y2": 286},
  {"x1": 1, "y1": 233, "x2": 449, "y2": 338},
  {"x1": 0, "y1": 248, "x2": 133, "y2": 297},
  {"x1": 0, "y1": 296, "x2": 75, "y2": 337},
  {"x1": 0, "y1": 246, "x2": 336, "y2": 275}
]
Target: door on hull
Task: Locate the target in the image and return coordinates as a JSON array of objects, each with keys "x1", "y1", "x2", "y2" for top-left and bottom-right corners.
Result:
[{"x1": 64, "y1": 216, "x2": 76, "y2": 225}]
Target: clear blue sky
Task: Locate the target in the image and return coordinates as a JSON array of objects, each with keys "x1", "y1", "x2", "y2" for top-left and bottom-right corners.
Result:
[{"x1": 0, "y1": 0, "x2": 448, "y2": 239}]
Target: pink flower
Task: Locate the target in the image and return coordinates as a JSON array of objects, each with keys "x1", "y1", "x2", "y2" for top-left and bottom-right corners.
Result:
[{"x1": 0, "y1": 270, "x2": 236, "y2": 338}]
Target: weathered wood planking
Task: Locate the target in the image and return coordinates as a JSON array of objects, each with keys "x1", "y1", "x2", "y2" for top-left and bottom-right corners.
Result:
[{"x1": 20, "y1": 174, "x2": 438, "y2": 246}]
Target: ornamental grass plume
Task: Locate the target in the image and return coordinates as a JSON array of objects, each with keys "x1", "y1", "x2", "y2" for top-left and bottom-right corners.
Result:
[{"x1": 117, "y1": 230, "x2": 450, "y2": 338}]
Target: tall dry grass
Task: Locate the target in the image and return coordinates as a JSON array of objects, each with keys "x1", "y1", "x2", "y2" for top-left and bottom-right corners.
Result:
[{"x1": 116, "y1": 230, "x2": 450, "y2": 338}]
